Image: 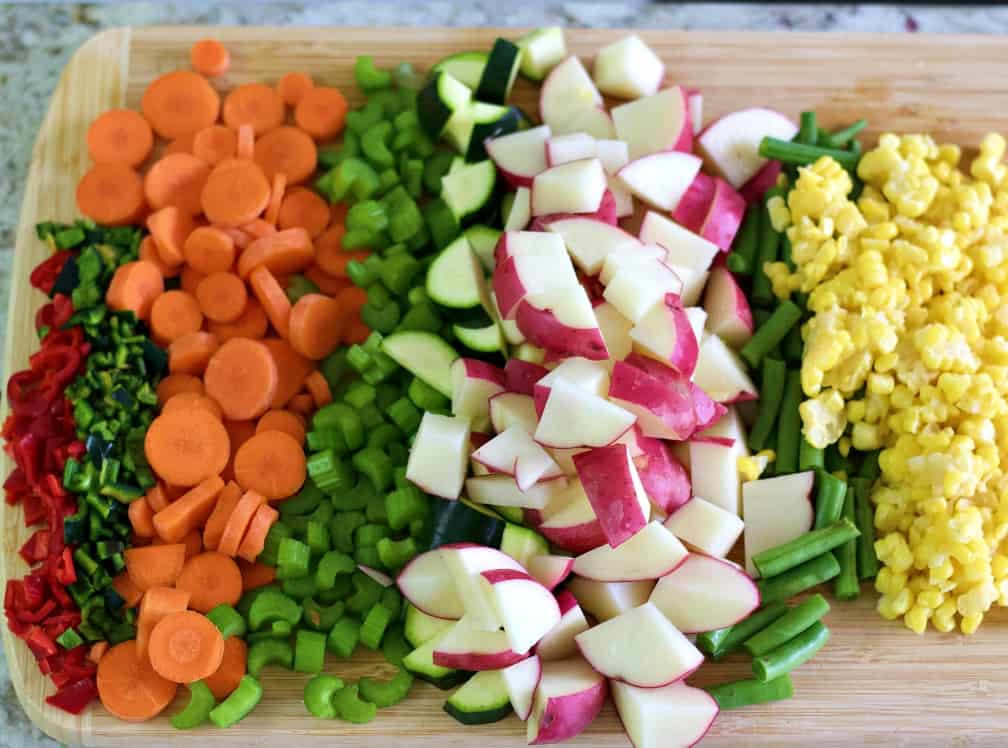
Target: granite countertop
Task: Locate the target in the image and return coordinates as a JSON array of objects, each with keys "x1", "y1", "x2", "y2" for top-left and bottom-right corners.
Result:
[{"x1": 1, "y1": 2, "x2": 1006, "y2": 745}]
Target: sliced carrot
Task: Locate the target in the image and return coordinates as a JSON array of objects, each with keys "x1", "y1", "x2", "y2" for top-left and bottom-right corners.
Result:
[
  {"x1": 202, "y1": 337, "x2": 279, "y2": 422},
  {"x1": 236, "y1": 123, "x2": 255, "y2": 160},
  {"x1": 237, "y1": 227, "x2": 314, "y2": 279},
  {"x1": 222, "y1": 83, "x2": 285, "y2": 135},
  {"x1": 112, "y1": 572, "x2": 144, "y2": 609},
  {"x1": 209, "y1": 297, "x2": 269, "y2": 342},
  {"x1": 139, "y1": 235, "x2": 181, "y2": 279},
  {"x1": 331, "y1": 202, "x2": 349, "y2": 225},
  {"x1": 183, "y1": 225, "x2": 236, "y2": 275},
  {"x1": 200, "y1": 159, "x2": 271, "y2": 227},
  {"x1": 287, "y1": 393, "x2": 315, "y2": 417},
  {"x1": 193, "y1": 124, "x2": 238, "y2": 165},
  {"x1": 305, "y1": 370, "x2": 333, "y2": 408},
  {"x1": 233, "y1": 430, "x2": 306, "y2": 501},
  {"x1": 168, "y1": 331, "x2": 220, "y2": 376},
  {"x1": 175, "y1": 551, "x2": 243, "y2": 613},
  {"x1": 313, "y1": 225, "x2": 361, "y2": 277},
  {"x1": 202, "y1": 480, "x2": 243, "y2": 550},
  {"x1": 152, "y1": 475, "x2": 225, "y2": 543},
  {"x1": 294, "y1": 86, "x2": 348, "y2": 141},
  {"x1": 190, "y1": 38, "x2": 231, "y2": 77},
  {"x1": 150, "y1": 289, "x2": 203, "y2": 345},
  {"x1": 219, "y1": 226, "x2": 252, "y2": 250},
  {"x1": 145, "y1": 484, "x2": 171, "y2": 514},
  {"x1": 203, "y1": 636, "x2": 247, "y2": 700},
  {"x1": 304, "y1": 264, "x2": 351, "y2": 295},
  {"x1": 342, "y1": 317, "x2": 371, "y2": 345},
  {"x1": 336, "y1": 284, "x2": 369, "y2": 315},
  {"x1": 106, "y1": 260, "x2": 164, "y2": 321},
  {"x1": 89, "y1": 641, "x2": 110, "y2": 664},
  {"x1": 180, "y1": 529, "x2": 204, "y2": 559},
  {"x1": 163, "y1": 391, "x2": 224, "y2": 420},
  {"x1": 195, "y1": 272, "x2": 248, "y2": 323},
  {"x1": 277, "y1": 71, "x2": 314, "y2": 107},
  {"x1": 289, "y1": 293, "x2": 345, "y2": 360},
  {"x1": 87, "y1": 109, "x2": 154, "y2": 167},
  {"x1": 236, "y1": 502, "x2": 279, "y2": 563},
  {"x1": 238, "y1": 559, "x2": 276, "y2": 591},
  {"x1": 217, "y1": 490, "x2": 267, "y2": 557},
  {"x1": 221, "y1": 419, "x2": 256, "y2": 485},
  {"x1": 249, "y1": 266, "x2": 293, "y2": 338},
  {"x1": 144, "y1": 408, "x2": 230, "y2": 487},
  {"x1": 128, "y1": 495, "x2": 156, "y2": 538},
  {"x1": 253, "y1": 126, "x2": 318, "y2": 184},
  {"x1": 240, "y1": 218, "x2": 277, "y2": 239},
  {"x1": 142, "y1": 70, "x2": 220, "y2": 140},
  {"x1": 180, "y1": 265, "x2": 207, "y2": 296},
  {"x1": 147, "y1": 205, "x2": 196, "y2": 268},
  {"x1": 136, "y1": 586, "x2": 191, "y2": 661},
  {"x1": 256, "y1": 409, "x2": 306, "y2": 444},
  {"x1": 163, "y1": 483, "x2": 188, "y2": 502},
  {"x1": 277, "y1": 188, "x2": 330, "y2": 238},
  {"x1": 164, "y1": 132, "x2": 196, "y2": 156},
  {"x1": 125, "y1": 543, "x2": 187, "y2": 592},
  {"x1": 144, "y1": 153, "x2": 210, "y2": 216},
  {"x1": 97, "y1": 639, "x2": 178, "y2": 722},
  {"x1": 76, "y1": 163, "x2": 146, "y2": 226},
  {"x1": 148, "y1": 610, "x2": 225, "y2": 684},
  {"x1": 261, "y1": 337, "x2": 315, "y2": 408},
  {"x1": 264, "y1": 172, "x2": 287, "y2": 225}
]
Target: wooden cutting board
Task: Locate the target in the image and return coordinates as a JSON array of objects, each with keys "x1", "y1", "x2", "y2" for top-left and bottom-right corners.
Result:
[{"x1": 5, "y1": 25, "x2": 1008, "y2": 748}]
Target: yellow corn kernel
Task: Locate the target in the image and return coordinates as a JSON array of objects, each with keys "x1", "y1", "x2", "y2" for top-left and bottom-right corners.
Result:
[
  {"x1": 904, "y1": 605, "x2": 930, "y2": 634},
  {"x1": 961, "y1": 613, "x2": 983, "y2": 635}
]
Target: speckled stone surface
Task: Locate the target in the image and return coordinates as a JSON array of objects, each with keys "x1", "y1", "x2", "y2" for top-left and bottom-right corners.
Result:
[{"x1": 1, "y1": 2, "x2": 1007, "y2": 745}]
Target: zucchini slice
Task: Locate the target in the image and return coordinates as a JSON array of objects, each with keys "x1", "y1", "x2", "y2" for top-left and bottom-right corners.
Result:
[
  {"x1": 404, "y1": 636, "x2": 471, "y2": 690},
  {"x1": 475, "y1": 38, "x2": 522, "y2": 105},
  {"x1": 517, "y1": 27, "x2": 567, "y2": 81},
  {"x1": 405, "y1": 604, "x2": 455, "y2": 648},
  {"x1": 441, "y1": 159, "x2": 497, "y2": 224},
  {"x1": 463, "y1": 225, "x2": 502, "y2": 274},
  {"x1": 427, "y1": 235, "x2": 487, "y2": 309},
  {"x1": 444, "y1": 669, "x2": 513, "y2": 725},
  {"x1": 417, "y1": 72, "x2": 472, "y2": 137},
  {"x1": 432, "y1": 51, "x2": 489, "y2": 90},
  {"x1": 380, "y1": 331, "x2": 458, "y2": 397},
  {"x1": 452, "y1": 322, "x2": 505, "y2": 353}
]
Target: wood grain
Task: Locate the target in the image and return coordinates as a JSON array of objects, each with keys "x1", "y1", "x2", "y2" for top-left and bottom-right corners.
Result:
[{"x1": 5, "y1": 24, "x2": 1008, "y2": 747}]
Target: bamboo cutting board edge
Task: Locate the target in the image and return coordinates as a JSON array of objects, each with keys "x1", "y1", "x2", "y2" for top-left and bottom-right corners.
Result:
[{"x1": 6, "y1": 25, "x2": 1008, "y2": 747}]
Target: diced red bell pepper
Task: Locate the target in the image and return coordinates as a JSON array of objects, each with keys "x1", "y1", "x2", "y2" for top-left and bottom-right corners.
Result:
[
  {"x1": 29, "y1": 250, "x2": 72, "y2": 295},
  {"x1": 45, "y1": 677, "x2": 98, "y2": 715}
]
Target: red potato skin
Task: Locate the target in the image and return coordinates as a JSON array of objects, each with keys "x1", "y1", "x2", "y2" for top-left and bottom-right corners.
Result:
[
  {"x1": 672, "y1": 172, "x2": 716, "y2": 232},
  {"x1": 700, "y1": 177, "x2": 747, "y2": 252},
  {"x1": 633, "y1": 427, "x2": 692, "y2": 514},
  {"x1": 514, "y1": 299, "x2": 609, "y2": 361},
  {"x1": 457, "y1": 358, "x2": 507, "y2": 387},
  {"x1": 493, "y1": 255, "x2": 532, "y2": 319},
  {"x1": 538, "y1": 518, "x2": 608, "y2": 555},
  {"x1": 573, "y1": 445, "x2": 649, "y2": 547},
  {"x1": 624, "y1": 352, "x2": 728, "y2": 432},
  {"x1": 528, "y1": 189, "x2": 618, "y2": 230},
  {"x1": 529, "y1": 676, "x2": 608, "y2": 745},
  {"x1": 554, "y1": 589, "x2": 579, "y2": 616},
  {"x1": 504, "y1": 359, "x2": 549, "y2": 395},
  {"x1": 529, "y1": 556, "x2": 575, "y2": 591},
  {"x1": 740, "y1": 159, "x2": 783, "y2": 205},
  {"x1": 433, "y1": 648, "x2": 527, "y2": 671},
  {"x1": 609, "y1": 361, "x2": 697, "y2": 441}
]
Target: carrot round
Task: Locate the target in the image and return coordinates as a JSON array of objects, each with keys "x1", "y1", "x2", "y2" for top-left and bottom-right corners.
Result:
[
  {"x1": 152, "y1": 475, "x2": 225, "y2": 543},
  {"x1": 190, "y1": 38, "x2": 231, "y2": 77},
  {"x1": 224, "y1": 419, "x2": 258, "y2": 459},
  {"x1": 202, "y1": 480, "x2": 243, "y2": 550},
  {"x1": 144, "y1": 153, "x2": 210, "y2": 216},
  {"x1": 304, "y1": 370, "x2": 333, "y2": 408},
  {"x1": 294, "y1": 86, "x2": 348, "y2": 141},
  {"x1": 163, "y1": 392, "x2": 224, "y2": 420},
  {"x1": 336, "y1": 284, "x2": 368, "y2": 315},
  {"x1": 195, "y1": 272, "x2": 248, "y2": 324},
  {"x1": 237, "y1": 227, "x2": 314, "y2": 279},
  {"x1": 223, "y1": 83, "x2": 285, "y2": 136},
  {"x1": 145, "y1": 484, "x2": 171, "y2": 514},
  {"x1": 203, "y1": 337, "x2": 279, "y2": 421},
  {"x1": 145, "y1": 408, "x2": 230, "y2": 487},
  {"x1": 331, "y1": 202, "x2": 349, "y2": 225},
  {"x1": 240, "y1": 218, "x2": 277, "y2": 239},
  {"x1": 148, "y1": 610, "x2": 225, "y2": 684},
  {"x1": 168, "y1": 331, "x2": 220, "y2": 376},
  {"x1": 150, "y1": 290, "x2": 203, "y2": 345},
  {"x1": 97, "y1": 640, "x2": 178, "y2": 722},
  {"x1": 304, "y1": 264, "x2": 351, "y2": 295},
  {"x1": 175, "y1": 551, "x2": 243, "y2": 613},
  {"x1": 87, "y1": 109, "x2": 154, "y2": 167},
  {"x1": 209, "y1": 297, "x2": 269, "y2": 342},
  {"x1": 89, "y1": 641, "x2": 110, "y2": 664},
  {"x1": 125, "y1": 543, "x2": 187, "y2": 592},
  {"x1": 76, "y1": 163, "x2": 146, "y2": 226},
  {"x1": 183, "y1": 225, "x2": 236, "y2": 275},
  {"x1": 200, "y1": 159, "x2": 272, "y2": 227},
  {"x1": 147, "y1": 205, "x2": 197, "y2": 268},
  {"x1": 236, "y1": 502, "x2": 279, "y2": 563},
  {"x1": 256, "y1": 409, "x2": 306, "y2": 444},
  {"x1": 142, "y1": 70, "x2": 220, "y2": 140},
  {"x1": 233, "y1": 430, "x2": 306, "y2": 501},
  {"x1": 264, "y1": 172, "x2": 287, "y2": 225},
  {"x1": 180, "y1": 265, "x2": 207, "y2": 296},
  {"x1": 313, "y1": 225, "x2": 361, "y2": 277},
  {"x1": 203, "y1": 636, "x2": 247, "y2": 700},
  {"x1": 112, "y1": 572, "x2": 144, "y2": 609},
  {"x1": 217, "y1": 490, "x2": 267, "y2": 557},
  {"x1": 139, "y1": 235, "x2": 181, "y2": 279},
  {"x1": 106, "y1": 260, "x2": 164, "y2": 321},
  {"x1": 236, "y1": 124, "x2": 255, "y2": 160},
  {"x1": 136, "y1": 586, "x2": 191, "y2": 660},
  {"x1": 237, "y1": 559, "x2": 276, "y2": 591},
  {"x1": 342, "y1": 317, "x2": 371, "y2": 345},
  {"x1": 249, "y1": 267, "x2": 292, "y2": 338},
  {"x1": 128, "y1": 496, "x2": 156, "y2": 538},
  {"x1": 253, "y1": 126, "x2": 318, "y2": 184},
  {"x1": 178, "y1": 529, "x2": 204, "y2": 559},
  {"x1": 261, "y1": 338, "x2": 314, "y2": 408},
  {"x1": 164, "y1": 132, "x2": 196, "y2": 156},
  {"x1": 193, "y1": 125, "x2": 238, "y2": 165},
  {"x1": 277, "y1": 188, "x2": 329, "y2": 238},
  {"x1": 287, "y1": 393, "x2": 315, "y2": 417},
  {"x1": 277, "y1": 71, "x2": 314, "y2": 107},
  {"x1": 289, "y1": 293, "x2": 345, "y2": 360}
]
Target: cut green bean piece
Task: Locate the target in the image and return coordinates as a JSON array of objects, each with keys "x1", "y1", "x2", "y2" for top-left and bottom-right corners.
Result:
[
  {"x1": 741, "y1": 301, "x2": 803, "y2": 369},
  {"x1": 753, "y1": 621, "x2": 830, "y2": 682},
  {"x1": 247, "y1": 639, "x2": 294, "y2": 677},
  {"x1": 851, "y1": 477, "x2": 879, "y2": 580},
  {"x1": 748, "y1": 357, "x2": 786, "y2": 452},
  {"x1": 774, "y1": 369, "x2": 803, "y2": 474},
  {"x1": 728, "y1": 204, "x2": 761, "y2": 276},
  {"x1": 754, "y1": 518, "x2": 859, "y2": 578},
  {"x1": 834, "y1": 490, "x2": 860, "y2": 600},
  {"x1": 707, "y1": 675, "x2": 794, "y2": 710},
  {"x1": 797, "y1": 111, "x2": 817, "y2": 145},
  {"x1": 758, "y1": 553, "x2": 841, "y2": 604},
  {"x1": 304, "y1": 674, "x2": 344, "y2": 718},
  {"x1": 208, "y1": 675, "x2": 263, "y2": 728},
  {"x1": 744, "y1": 594, "x2": 830, "y2": 656},
  {"x1": 207, "y1": 604, "x2": 247, "y2": 640},
  {"x1": 359, "y1": 667, "x2": 414, "y2": 707},
  {"x1": 858, "y1": 450, "x2": 881, "y2": 482},
  {"x1": 696, "y1": 601, "x2": 789, "y2": 659},
  {"x1": 799, "y1": 439, "x2": 825, "y2": 471},
  {"x1": 171, "y1": 680, "x2": 216, "y2": 729},
  {"x1": 813, "y1": 470, "x2": 847, "y2": 530},
  {"x1": 751, "y1": 189, "x2": 783, "y2": 308},
  {"x1": 827, "y1": 118, "x2": 868, "y2": 147},
  {"x1": 759, "y1": 137, "x2": 859, "y2": 172}
]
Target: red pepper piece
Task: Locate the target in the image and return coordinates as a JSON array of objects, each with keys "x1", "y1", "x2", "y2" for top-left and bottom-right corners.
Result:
[
  {"x1": 29, "y1": 250, "x2": 73, "y2": 295},
  {"x1": 45, "y1": 677, "x2": 98, "y2": 715}
]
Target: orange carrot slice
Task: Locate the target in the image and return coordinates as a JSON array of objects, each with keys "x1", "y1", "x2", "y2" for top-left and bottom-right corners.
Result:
[
  {"x1": 87, "y1": 109, "x2": 154, "y2": 167},
  {"x1": 152, "y1": 476, "x2": 225, "y2": 543},
  {"x1": 125, "y1": 544, "x2": 187, "y2": 592},
  {"x1": 222, "y1": 83, "x2": 285, "y2": 136},
  {"x1": 144, "y1": 409, "x2": 230, "y2": 487},
  {"x1": 200, "y1": 159, "x2": 271, "y2": 227},
  {"x1": 149, "y1": 290, "x2": 203, "y2": 345},
  {"x1": 148, "y1": 611, "x2": 225, "y2": 684},
  {"x1": 253, "y1": 126, "x2": 318, "y2": 184},
  {"x1": 175, "y1": 551, "x2": 244, "y2": 613},
  {"x1": 97, "y1": 640, "x2": 178, "y2": 722},
  {"x1": 294, "y1": 86, "x2": 348, "y2": 141},
  {"x1": 217, "y1": 490, "x2": 267, "y2": 557},
  {"x1": 277, "y1": 72, "x2": 314, "y2": 107},
  {"x1": 233, "y1": 430, "x2": 306, "y2": 501},
  {"x1": 106, "y1": 260, "x2": 164, "y2": 321},
  {"x1": 190, "y1": 38, "x2": 231, "y2": 78},
  {"x1": 76, "y1": 163, "x2": 146, "y2": 226}
]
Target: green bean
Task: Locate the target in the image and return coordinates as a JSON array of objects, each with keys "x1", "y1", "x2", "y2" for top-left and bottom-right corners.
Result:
[
  {"x1": 797, "y1": 111, "x2": 817, "y2": 145},
  {"x1": 759, "y1": 137, "x2": 859, "y2": 172},
  {"x1": 751, "y1": 190, "x2": 783, "y2": 308},
  {"x1": 781, "y1": 321, "x2": 804, "y2": 362},
  {"x1": 741, "y1": 301, "x2": 803, "y2": 369},
  {"x1": 744, "y1": 594, "x2": 830, "y2": 656},
  {"x1": 798, "y1": 439, "x2": 824, "y2": 471},
  {"x1": 748, "y1": 357, "x2": 787, "y2": 452},
  {"x1": 304, "y1": 674, "x2": 344, "y2": 718},
  {"x1": 696, "y1": 601, "x2": 789, "y2": 659},
  {"x1": 851, "y1": 477, "x2": 879, "y2": 580},
  {"x1": 706, "y1": 675, "x2": 794, "y2": 710},
  {"x1": 754, "y1": 518, "x2": 859, "y2": 578},
  {"x1": 753, "y1": 621, "x2": 830, "y2": 682},
  {"x1": 758, "y1": 552, "x2": 841, "y2": 604},
  {"x1": 834, "y1": 490, "x2": 860, "y2": 600},
  {"x1": 858, "y1": 450, "x2": 881, "y2": 481},
  {"x1": 826, "y1": 118, "x2": 868, "y2": 147},
  {"x1": 774, "y1": 369, "x2": 803, "y2": 474},
  {"x1": 813, "y1": 469, "x2": 846, "y2": 530},
  {"x1": 727, "y1": 204, "x2": 761, "y2": 276}
]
